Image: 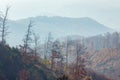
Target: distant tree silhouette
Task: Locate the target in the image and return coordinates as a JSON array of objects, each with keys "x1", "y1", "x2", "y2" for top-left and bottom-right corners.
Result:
[
  {"x1": 43, "y1": 32, "x2": 53, "y2": 66},
  {"x1": 0, "y1": 6, "x2": 10, "y2": 45},
  {"x1": 23, "y1": 20, "x2": 33, "y2": 55},
  {"x1": 33, "y1": 32, "x2": 40, "y2": 57},
  {"x1": 46, "y1": 32, "x2": 53, "y2": 59}
]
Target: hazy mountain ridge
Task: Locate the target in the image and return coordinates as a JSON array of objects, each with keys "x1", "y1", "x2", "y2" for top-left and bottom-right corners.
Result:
[{"x1": 7, "y1": 16, "x2": 113, "y2": 46}]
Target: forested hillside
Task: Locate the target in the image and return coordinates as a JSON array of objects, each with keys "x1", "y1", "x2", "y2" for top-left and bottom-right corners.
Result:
[{"x1": 0, "y1": 44, "x2": 55, "y2": 80}]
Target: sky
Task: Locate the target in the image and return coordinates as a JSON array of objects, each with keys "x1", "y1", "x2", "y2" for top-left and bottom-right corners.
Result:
[{"x1": 0, "y1": 0, "x2": 120, "y2": 30}]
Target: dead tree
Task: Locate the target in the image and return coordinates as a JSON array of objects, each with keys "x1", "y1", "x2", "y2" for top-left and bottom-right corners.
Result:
[
  {"x1": 43, "y1": 32, "x2": 53, "y2": 65},
  {"x1": 74, "y1": 41, "x2": 88, "y2": 80},
  {"x1": 0, "y1": 7, "x2": 10, "y2": 45},
  {"x1": 46, "y1": 32, "x2": 53, "y2": 59},
  {"x1": 33, "y1": 33, "x2": 40, "y2": 57},
  {"x1": 65, "y1": 37, "x2": 69, "y2": 75},
  {"x1": 23, "y1": 20, "x2": 33, "y2": 55}
]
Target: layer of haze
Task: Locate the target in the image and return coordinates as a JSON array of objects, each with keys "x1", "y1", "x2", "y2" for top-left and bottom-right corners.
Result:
[{"x1": 0, "y1": 0, "x2": 120, "y2": 30}]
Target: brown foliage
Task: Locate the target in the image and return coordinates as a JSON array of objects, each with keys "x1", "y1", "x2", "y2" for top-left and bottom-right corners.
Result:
[{"x1": 18, "y1": 69, "x2": 30, "y2": 80}]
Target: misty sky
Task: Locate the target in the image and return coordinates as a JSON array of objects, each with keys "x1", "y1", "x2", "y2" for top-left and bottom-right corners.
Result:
[{"x1": 0, "y1": 0, "x2": 120, "y2": 30}]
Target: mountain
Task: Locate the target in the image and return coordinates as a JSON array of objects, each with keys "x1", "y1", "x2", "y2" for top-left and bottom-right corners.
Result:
[{"x1": 7, "y1": 16, "x2": 113, "y2": 46}]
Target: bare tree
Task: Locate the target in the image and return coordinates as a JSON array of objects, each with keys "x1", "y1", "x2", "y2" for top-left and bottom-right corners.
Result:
[
  {"x1": 33, "y1": 33, "x2": 40, "y2": 57},
  {"x1": 23, "y1": 20, "x2": 33, "y2": 54},
  {"x1": 43, "y1": 32, "x2": 53, "y2": 65},
  {"x1": 65, "y1": 37, "x2": 69, "y2": 75},
  {"x1": 44, "y1": 37, "x2": 47, "y2": 61},
  {"x1": 46, "y1": 32, "x2": 53, "y2": 59},
  {"x1": 0, "y1": 7, "x2": 10, "y2": 45},
  {"x1": 75, "y1": 41, "x2": 87, "y2": 80}
]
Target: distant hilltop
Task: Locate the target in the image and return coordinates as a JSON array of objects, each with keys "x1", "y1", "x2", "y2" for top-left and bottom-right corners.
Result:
[{"x1": 7, "y1": 16, "x2": 114, "y2": 46}]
